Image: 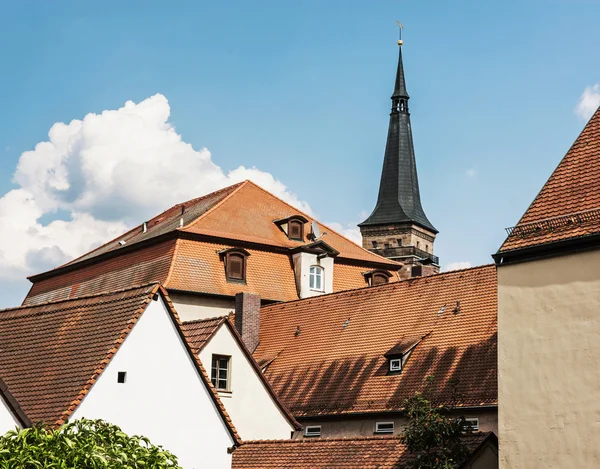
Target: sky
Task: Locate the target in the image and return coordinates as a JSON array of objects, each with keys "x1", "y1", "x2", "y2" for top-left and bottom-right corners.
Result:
[{"x1": 0, "y1": 0, "x2": 599, "y2": 308}]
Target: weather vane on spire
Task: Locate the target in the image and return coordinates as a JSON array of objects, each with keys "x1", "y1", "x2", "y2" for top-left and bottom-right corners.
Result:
[{"x1": 396, "y1": 20, "x2": 404, "y2": 46}]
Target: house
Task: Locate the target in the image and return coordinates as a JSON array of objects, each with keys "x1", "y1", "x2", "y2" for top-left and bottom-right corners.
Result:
[
  {"x1": 0, "y1": 284, "x2": 239, "y2": 469},
  {"x1": 0, "y1": 378, "x2": 30, "y2": 435},
  {"x1": 22, "y1": 180, "x2": 401, "y2": 321},
  {"x1": 182, "y1": 298, "x2": 301, "y2": 441},
  {"x1": 494, "y1": 106, "x2": 600, "y2": 467},
  {"x1": 253, "y1": 264, "x2": 498, "y2": 438},
  {"x1": 231, "y1": 432, "x2": 498, "y2": 469}
]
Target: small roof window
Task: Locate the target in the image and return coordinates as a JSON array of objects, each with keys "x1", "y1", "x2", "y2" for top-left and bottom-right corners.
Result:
[
  {"x1": 273, "y1": 215, "x2": 309, "y2": 241},
  {"x1": 363, "y1": 270, "x2": 392, "y2": 287},
  {"x1": 218, "y1": 248, "x2": 250, "y2": 283}
]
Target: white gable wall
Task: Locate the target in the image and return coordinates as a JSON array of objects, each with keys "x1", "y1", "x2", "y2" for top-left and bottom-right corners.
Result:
[
  {"x1": 71, "y1": 297, "x2": 234, "y2": 469},
  {"x1": 0, "y1": 394, "x2": 21, "y2": 436},
  {"x1": 200, "y1": 325, "x2": 294, "y2": 440}
]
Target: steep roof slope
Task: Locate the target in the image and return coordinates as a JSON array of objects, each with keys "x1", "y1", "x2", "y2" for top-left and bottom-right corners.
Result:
[
  {"x1": 499, "y1": 106, "x2": 600, "y2": 254},
  {"x1": 255, "y1": 265, "x2": 497, "y2": 416},
  {"x1": 232, "y1": 433, "x2": 494, "y2": 469},
  {"x1": 0, "y1": 284, "x2": 240, "y2": 442}
]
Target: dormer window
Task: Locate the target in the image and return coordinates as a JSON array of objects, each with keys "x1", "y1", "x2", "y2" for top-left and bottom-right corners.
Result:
[
  {"x1": 363, "y1": 270, "x2": 392, "y2": 287},
  {"x1": 218, "y1": 248, "x2": 250, "y2": 283},
  {"x1": 273, "y1": 215, "x2": 308, "y2": 241},
  {"x1": 389, "y1": 358, "x2": 402, "y2": 372},
  {"x1": 384, "y1": 333, "x2": 429, "y2": 375},
  {"x1": 288, "y1": 220, "x2": 304, "y2": 241},
  {"x1": 309, "y1": 265, "x2": 324, "y2": 291}
]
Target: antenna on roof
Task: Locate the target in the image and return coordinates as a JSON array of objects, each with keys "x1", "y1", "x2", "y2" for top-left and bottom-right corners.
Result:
[{"x1": 308, "y1": 221, "x2": 321, "y2": 241}]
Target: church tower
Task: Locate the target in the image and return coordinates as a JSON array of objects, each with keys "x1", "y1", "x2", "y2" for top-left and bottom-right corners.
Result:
[{"x1": 359, "y1": 38, "x2": 439, "y2": 273}]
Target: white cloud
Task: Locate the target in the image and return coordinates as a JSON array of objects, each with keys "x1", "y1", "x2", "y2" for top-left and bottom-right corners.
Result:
[
  {"x1": 575, "y1": 84, "x2": 600, "y2": 120},
  {"x1": 443, "y1": 261, "x2": 472, "y2": 272},
  {"x1": 465, "y1": 168, "x2": 476, "y2": 178},
  {"x1": 0, "y1": 94, "x2": 313, "y2": 292}
]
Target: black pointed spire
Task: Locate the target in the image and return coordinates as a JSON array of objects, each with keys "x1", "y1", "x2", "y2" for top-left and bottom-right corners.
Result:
[{"x1": 359, "y1": 42, "x2": 437, "y2": 234}]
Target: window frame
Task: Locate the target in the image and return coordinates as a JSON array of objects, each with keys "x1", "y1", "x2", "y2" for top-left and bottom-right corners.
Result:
[
  {"x1": 375, "y1": 421, "x2": 395, "y2": 434},
  {"x1": 464, "y1": 418, "x2": 479, "y2": 431},
  {"x1": 371, "y1": 272, "x2": 389, "y2": 286},
  {"x1": 210, "y1": 354, "x2": 232, "y2": 392},
  {"x1": 288, "y1": 219, "x2": 304, "y2": 241},
  {"x1": 220, "y1": 248, "x2": 250, "y2": 283},
  {"x1": 304, "y1": 425, "x2": 321, "y2": 437},
  {"x1": 389, "y1": 358, "x2": 402, "y2": 372},
  {"x1": 309, "y1": 265, "x2": 324, "y2": 291}
]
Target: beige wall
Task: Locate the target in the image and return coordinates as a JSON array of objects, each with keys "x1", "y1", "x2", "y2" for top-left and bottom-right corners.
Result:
[
  {"x1": 200, "y1": 325, "x2": 295, "y2": 440},
  {"x1": 498, "y1": 249, "x2": 600, "y2": 468},
  {"x1": 169, "y1": 291, "x2": 234, "y2": 321},
  {"x1": 293, "y1": 408, "x2": 497, "y2": 439}
]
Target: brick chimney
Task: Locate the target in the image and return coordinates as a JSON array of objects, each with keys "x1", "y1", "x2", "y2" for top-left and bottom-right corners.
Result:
[{"x1": 234, "y1": 293, "x2": 261, "y2": 353}]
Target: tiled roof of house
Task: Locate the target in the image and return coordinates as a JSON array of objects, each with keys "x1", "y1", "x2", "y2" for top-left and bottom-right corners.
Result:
[
  {"x1": 182, "y1": 316, "x2": 302, "y2": 430},
  {"x1": 499, "y1": 106, "x2": 600, "y2": 253},
  {"x1": 0, "y1": 284, "x2": 241, "y2": 443},
  {"x1": 0, "y1": 377, "x2": 31, "y2": 427},
  {"x1": 24, "y1": 181, "x2": 399, "y2": 306},
  {"x1": 255, "y1": 265, "x2": 497, "y2": 417},
  {"x1": 232, "y1": 433, "x2": 494, "y2": 469}
]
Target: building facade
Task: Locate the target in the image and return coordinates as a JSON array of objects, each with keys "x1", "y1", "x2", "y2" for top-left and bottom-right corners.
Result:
[{"x1": 494, "y1": 106, "x2": 600, "y2": 467}]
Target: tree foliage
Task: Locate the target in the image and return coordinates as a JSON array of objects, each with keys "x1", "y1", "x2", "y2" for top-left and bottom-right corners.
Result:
[
  {"x1": 400, "y1": 377, "x2": 471, "y2": 469},
  {"x1": 0, "y1": 418, "x2": 181, "y2": 469}
]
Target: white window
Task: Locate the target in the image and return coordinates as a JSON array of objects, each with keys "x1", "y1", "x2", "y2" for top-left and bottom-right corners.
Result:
[
  {"x1": 389, "y1": 358, "x2": 402, "y2": 372},
  {"x1": 375, "y1": 422, "x2": 394, "y2": 434},
  {"x1": 464, "y1": 418, "x2": 479, "y2": 431},
  {"x1": 304, "y1": 425, "x2": 321, "y2": 437},
  {"x1": 211, "y1": 354, "x2": 231, "y2": 391},
  {"x1": 309, "y1": 265, "x2": 324, "y2": 291}
]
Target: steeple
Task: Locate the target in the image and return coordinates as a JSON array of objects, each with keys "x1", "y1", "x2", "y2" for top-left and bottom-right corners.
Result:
[{"x1": 359, "y1": 37, "x2": 439, "y2": 273}]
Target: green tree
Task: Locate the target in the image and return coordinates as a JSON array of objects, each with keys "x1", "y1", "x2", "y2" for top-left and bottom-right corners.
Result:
[
  {"x1": 0, "y1": 418, "x2": 181, "y2": 469},
  {"x1": 400, "y1": 377, "x2": 471, "y2": 469}
]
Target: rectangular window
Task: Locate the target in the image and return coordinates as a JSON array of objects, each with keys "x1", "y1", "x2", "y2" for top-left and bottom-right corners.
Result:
[
  {"x1": 309, "y1": 266, "x2": 324, "y2": 291},
  {"x1": 117, "y1": 371, "x2": 127, "y2": 384},
  {"x1": 464, "y1": 418, "x2": 479, "y2": 431},
  {"x1": 304, "y1": 425, "x2": 321, "y2": 437},
  {"x1": 389, "y1": 358, "x2": 402, "y2": 372},
  {"x1": 211, "y1": 354, "x2": 231, "y2": 391},
  {"x1": 375, "y1": 422, "x2": 394, "y2": 434},
  {"x1": 396, "y1": 239, "x2": 402, "y2": 246},
  {"x1": 372, "y1": 241, "x2": 378, "y2": 248}
]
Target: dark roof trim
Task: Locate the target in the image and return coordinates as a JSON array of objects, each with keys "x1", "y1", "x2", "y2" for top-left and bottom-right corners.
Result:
[
  {"x1": 220, "y1": 320, "x2": 302, "y2": 431},
  {"x1": 217, "y1": 247, "x2": 251, "y2": 258},
  {"x1": 289, "y1": 240, "x2": 340, "y2": 257},
  {"x1": 362, "y1": 269, "x2": 393, "y2": 279},
  {"x1": 296, "y1": 405, "x2": 499, "y2": 420},
  {"x1": 0, "y1": 377, "x2": 32, "y2": 428},
  {"x1": 494, "y1": 231, "x2": 600, "y2": 266},
  {"x1": 273, "y1": 215, "x2": 309, "y2": 225},
  {"x1": 384, "y1": 332, "x2": 431, "y2": 358}
]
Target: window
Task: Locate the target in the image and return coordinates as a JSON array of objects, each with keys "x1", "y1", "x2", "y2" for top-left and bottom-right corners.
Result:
[
  {"x1": 211, "y1": 355, "x2": 231, "y2": 391},
  {"x1": 372, "y1": 273, "x2": 389, "y2": 286},
  {"x1": 288, "y1": 220, "x2": 304, "y2": 241},
  {"x1": 375, "y1": 422, "x2": 395, "y2": 434},
  {"x1": 304, "y1": 425, "x2": 321, "y2": 437},
  {"x1": 309, "y1": 265, "x2": 324, "y2": 291},
  {"x1": 117, "y1": 371, "x2": 127, "y2": 384},
  {"x1": 220, "y1": 248, "x2": 250, "y2": 283},
  {"x1": 384, "y1": 242, "x2": 390, "y2": 249},
  {"x1": 396, "y1": 239, "x2": 402, "y2": 247},
  {"x1": 389, "y1": 358, "x2": 402, "y2": 372},
  {"x1": 372, "y1": 241, "x2": 378, "y2": 248},
  {"x1": 464, "y1": 418, "x2": 479, "y2": 431}
]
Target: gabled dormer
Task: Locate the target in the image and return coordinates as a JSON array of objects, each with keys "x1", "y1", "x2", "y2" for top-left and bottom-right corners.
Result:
[
  {"x1": 274, "y1": 215, "x2": 309, "y2": 241},
  {"x1": 290, "y1": 241, "x2": 339, "y2": 299},
  {"x1": 218, "y1": 248, "x2": 251, "y2": 283},
  {"x1": 384, "y1": 333, "x2": 430, "y2": 374}
]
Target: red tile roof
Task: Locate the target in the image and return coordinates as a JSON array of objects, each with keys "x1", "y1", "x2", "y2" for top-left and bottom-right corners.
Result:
[
  {"x1": 24, "y1": 181, "x2": 399, "y2": 306},
  {"x1": 181, "y1": 316, "x2": 227, "y2": 354},
  {"x1": 499, "y1": 107, "x2": 600, "y2": 253},
  {"x1": 255, "y1": 265, "x2": 497, "y2": 417},
  {"x1": 0, "y1": 284, "x2": 240, "y2": 443},
  {"x1": 0, "y1": 377, "x2": 31, "y2": 427},
  {"x1": 232, "y1": 433, "x2": 494, "y2": 469}
]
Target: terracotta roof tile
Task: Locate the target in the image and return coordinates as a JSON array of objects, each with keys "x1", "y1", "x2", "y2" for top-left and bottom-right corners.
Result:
[
  {"x1": 256, "y1": 265, "x2": 497, "y2": 416},
  {"x1": 181, "y1": 317, "x2": 227, "y2": 354},
  {"x1": 500, "y1": 106, "x2": 600, "y2": 252},
  {"x1": 232, "y1": 433, "x2": 493, "y2": 469}
]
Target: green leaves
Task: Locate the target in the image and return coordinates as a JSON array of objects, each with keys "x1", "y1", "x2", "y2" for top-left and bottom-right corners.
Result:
[{"x1": 0, "y1": 418, "x2": 182, "y2": 469}]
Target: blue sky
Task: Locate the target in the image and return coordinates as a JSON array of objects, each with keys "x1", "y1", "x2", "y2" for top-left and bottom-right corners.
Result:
[{"x1": 0, "y1": 0, "x2": 599, "y2": 307}]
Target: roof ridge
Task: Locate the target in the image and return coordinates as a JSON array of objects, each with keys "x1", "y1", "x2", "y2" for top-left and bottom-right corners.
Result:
[
  {"x1": 261, "y1": 263, "x2": 495, "y2": 311},
  {"x1": 182, "y1": 315, "x2": 228, "y2": 325},
  {"x1": 240, "y1": 435, "x2": 402, "y2": 445},
  {"x1": 242, "y1": 181, "x2": 400, "y2": 265},
  {"x1": 180, "y1": 180, "x2": 250, "y2": 231},
  {"x1": 1, "y1": 282, "x2": 160, "y2": 314}
]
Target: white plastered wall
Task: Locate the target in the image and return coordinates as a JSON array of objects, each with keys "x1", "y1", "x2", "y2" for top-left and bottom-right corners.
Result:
[
  {"x1": 169, "y1": 291, "x2": 234, "y2": 321},
  {"x1": 200, "y1": 325, "x2": 294, "y2": 440},
  {"x1": 498, "y1": 249, "x2": 600, "y2": 468},
  {"x1": 71, "y1": 297, "x2": 234, "y2": 469},
  {"x1": 292, "y1": 252, "x2": 334, "y2": 298},
  {"x1": 0, "y1": 394, "x2": 21, "y2": 436}
]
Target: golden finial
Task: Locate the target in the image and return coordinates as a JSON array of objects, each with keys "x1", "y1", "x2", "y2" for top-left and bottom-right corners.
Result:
[{"x1": 396, "y1": 20, "x2": 404, "y2": 46}]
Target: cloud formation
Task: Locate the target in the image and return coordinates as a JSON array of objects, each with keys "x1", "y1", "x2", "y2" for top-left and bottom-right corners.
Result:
[
  {"x1": 444, "y1": 261, "x2": 472, "y2": 272},
  {"x1": 575, "y1": 84, "x2": 600, "y2": 119},
  {"x1": 0, "y1": 94, "x2": 314, "y2": 286}
]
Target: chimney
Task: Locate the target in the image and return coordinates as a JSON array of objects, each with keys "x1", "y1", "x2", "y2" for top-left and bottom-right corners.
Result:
[{"x1": 234, "y1": 293, "x2": 261, "y2": 353}]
